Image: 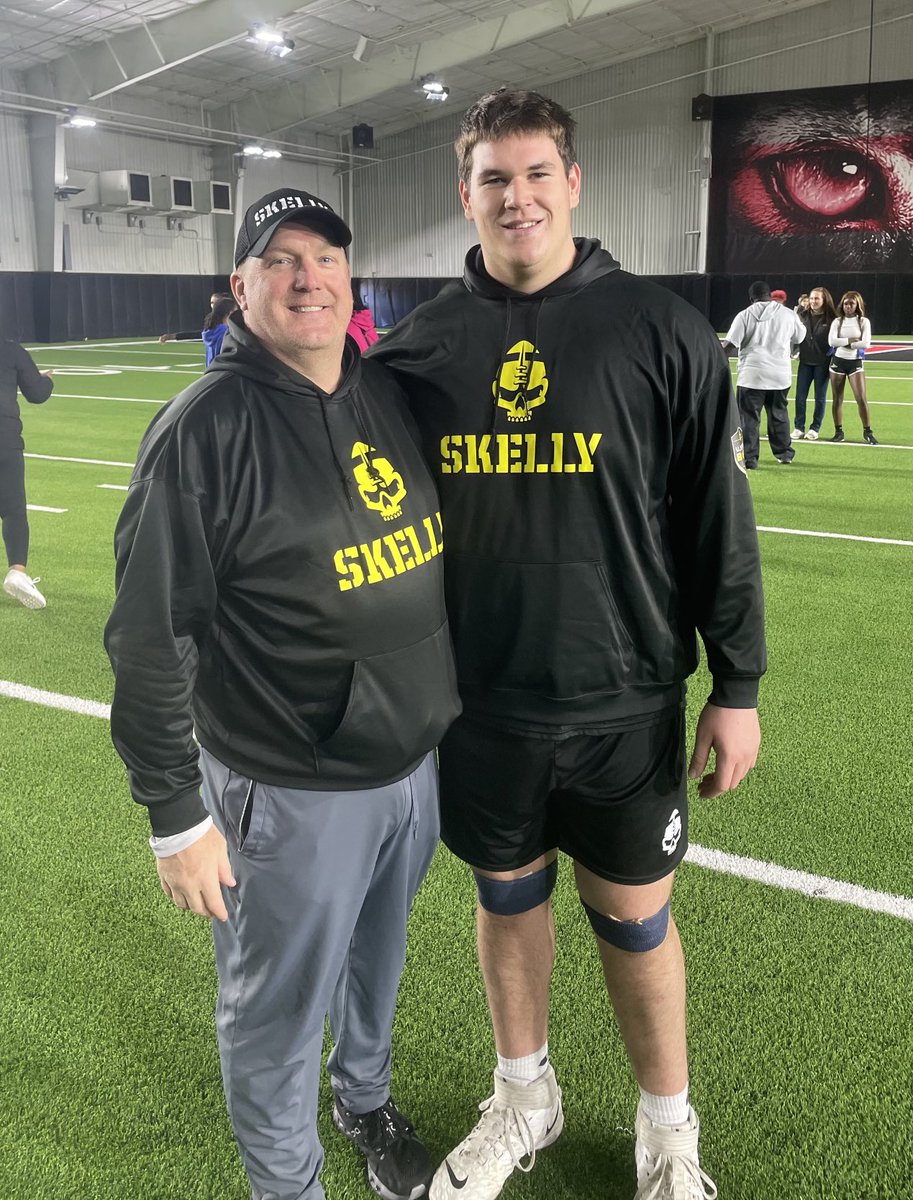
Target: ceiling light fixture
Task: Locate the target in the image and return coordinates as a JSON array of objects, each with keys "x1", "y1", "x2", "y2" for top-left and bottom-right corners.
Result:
[
  {"x1": 419, "y1": 76, "x2": 449, "y2": 103},
  {"x1": 62, "y1": 109, "x2": 97, "y2": 128},
  {"x1": 247, "y1": 24, "x2": 295, "y2": 58},
  {"x1": 237, "y1": 145, "x2": 282, "y2": 160}
]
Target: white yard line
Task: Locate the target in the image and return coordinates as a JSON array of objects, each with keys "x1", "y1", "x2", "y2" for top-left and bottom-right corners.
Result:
[
  {"x1": 2, "y1": 679, "x2": 909, "y2": 921},
  {"x1": 96, "y1": 484, "x2": 129, "y2": 491},
  {"x1": 0, "y1": 680, "x2": 111, "y2": 719},
  {"x1": 685, "y1": 844, "x2": 913, "y2": 921},
  {"x1": 25, "y1": 452, "x2": 134, "y2": 467},
  {"x1": 26, "y1": 504, "x2": 67, "y2": 513},
  {"x1": 53, "y1": 393, "x2": 166, "y2": 405},
  {"x1": 757, "y1": 526, "x2": 912, "y2": 547}
]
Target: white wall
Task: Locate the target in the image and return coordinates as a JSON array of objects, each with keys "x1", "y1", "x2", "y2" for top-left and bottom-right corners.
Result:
[
  {"x1": 350, "y1": 0, "x2": 911, "y2": 278},
  {"x1": 0, "y1": 72, "x2": 37, "y2": 270}
]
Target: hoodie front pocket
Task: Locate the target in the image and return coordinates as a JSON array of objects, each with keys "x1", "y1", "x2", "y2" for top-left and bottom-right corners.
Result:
[
  {"x1": 314, "y1": 620, "x2": 459, "y2": 781},
  {"x1": 447, "y1": 557, "x2": 634, "y2": 700}
]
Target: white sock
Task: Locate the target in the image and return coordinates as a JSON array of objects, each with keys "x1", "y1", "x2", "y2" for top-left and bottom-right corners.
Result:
[
  {"x1": 496, "y1": 1042, "x2": 550, "y2": 1085},
  {"x1": 639, "y1": 1084, "x2": 690, "y2": 1127}
]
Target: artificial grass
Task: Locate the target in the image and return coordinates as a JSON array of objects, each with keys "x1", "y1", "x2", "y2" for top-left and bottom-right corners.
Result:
[{"x1": 2, "y1": 338, "x2": 911, "y2": 1200}]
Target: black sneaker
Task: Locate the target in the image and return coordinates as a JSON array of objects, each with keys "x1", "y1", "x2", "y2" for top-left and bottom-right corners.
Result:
[
  {"x1": 831, "y1": 428, "x2": 845, "y2": 442},
  {"x1": 333, "y1": 1097, "x2": 432, "y2": 1200},
  {"x1": 863, "y1": 428, "x2": 879, "y2": 445}
]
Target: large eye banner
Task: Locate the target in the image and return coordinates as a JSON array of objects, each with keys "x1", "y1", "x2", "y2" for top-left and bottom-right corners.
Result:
[{"x1": 707, "y1": 80, "x2": 913, "y2": 273}]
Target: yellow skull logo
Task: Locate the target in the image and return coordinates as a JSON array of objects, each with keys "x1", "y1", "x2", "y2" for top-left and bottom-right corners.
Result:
[
  {"x1": 493, "y1": 340, "x2": 549, "y2": 422},
  {"x1": 352, "y1": 441, "x2": 407, "y2": 522}
]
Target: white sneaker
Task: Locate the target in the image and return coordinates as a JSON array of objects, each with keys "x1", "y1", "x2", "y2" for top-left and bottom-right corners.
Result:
[
  {"x1": 634, "y1": 1103, "x2": 717, "y2": 1199},
  {"x1": 791, "y1": 428, "x2": 805, "y2": 439},
  {"x1": 429, "y1": 1067, "x2": 563, "y2": 1200},
  {"x1": 3, "y1": 569, "x2": 46, "y2": 609},
  {"x1": 805, "y1": 429, "x2": 819, "y2": 441}
]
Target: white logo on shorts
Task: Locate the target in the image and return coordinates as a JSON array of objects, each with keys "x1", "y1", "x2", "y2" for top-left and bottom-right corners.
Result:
[{"x1": 661, "y1": 808, "x2": 682, "y2": 856}]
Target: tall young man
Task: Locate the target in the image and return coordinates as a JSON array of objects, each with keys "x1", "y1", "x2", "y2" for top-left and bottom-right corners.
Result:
[
  {"x1": 107, "y1": 189, "x2": 461, "y2": 1200},
  {"x1": 371, "y1": 91, "x2": 766, "y2": 1200}
]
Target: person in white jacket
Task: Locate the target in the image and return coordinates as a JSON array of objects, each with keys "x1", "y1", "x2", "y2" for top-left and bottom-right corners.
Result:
[
  {"x1": 828, "y1": 291, "x2": 877, "y2": 444},
  {"x1": 723, "y1": 281, "x2": 805, "y2": 468}
]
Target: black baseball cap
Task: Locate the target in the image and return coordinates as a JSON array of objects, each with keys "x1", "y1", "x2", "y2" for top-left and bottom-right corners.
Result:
[{"x1": 234, "y1": 189, "x2": 352, "y2": 267}]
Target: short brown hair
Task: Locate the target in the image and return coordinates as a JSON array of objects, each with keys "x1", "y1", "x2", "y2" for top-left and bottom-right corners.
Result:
[{"x1": 455, "y1": 90, "x2": 577, "y2": 186}]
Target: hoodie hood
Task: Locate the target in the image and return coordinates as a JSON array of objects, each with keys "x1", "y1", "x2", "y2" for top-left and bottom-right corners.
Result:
[
  {"x1": 211, "y1": 311, "x2": 362, "y2": 400},
  {"x1": 463, "y1": 237, "x2": 620, "y2": 300},
  {"x1": 746, "y1": 300, "x2": 782, "y2": 323}
]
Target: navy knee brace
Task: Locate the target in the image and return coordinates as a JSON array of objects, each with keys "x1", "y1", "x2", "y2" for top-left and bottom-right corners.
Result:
[
  {"x1": 474, "y1": 860, "x2": 558, "y2": 916},
  {"x1": 582, "y1": 898, "x2": 670, "y2": 952}
]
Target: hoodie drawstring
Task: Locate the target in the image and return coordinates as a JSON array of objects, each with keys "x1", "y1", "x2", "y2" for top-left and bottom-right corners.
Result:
[{"x1": 319, "y1": 395, "x2": 355, "y2": 510}]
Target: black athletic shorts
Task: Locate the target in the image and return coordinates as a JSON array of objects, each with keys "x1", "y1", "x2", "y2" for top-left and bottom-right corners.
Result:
[
  {"x1": 438, "y1": 705, "x2": 688, "y2": 885},
  {"x1": 829, "y1": 356, "x2": 863, "y2": 375}
]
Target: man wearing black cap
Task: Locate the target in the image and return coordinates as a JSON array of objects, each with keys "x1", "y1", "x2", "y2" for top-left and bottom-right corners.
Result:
[{"x1": 106, "y1": 188, "x2": 460, "y2": 1200}]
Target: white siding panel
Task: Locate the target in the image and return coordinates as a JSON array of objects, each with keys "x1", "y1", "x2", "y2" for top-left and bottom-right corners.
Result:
[
  {"x1": 0, "y1": 109, "x2": 37, "y2": 270},
  {"x1": 713, "y1": 0, "x2": 911, "y2": 93},
  {"x1": 351, "y1": 0, "x2": 909, "y2": 277},
  {"x1": 64, "y1": 129, "x2": 220, "y2": 274}
]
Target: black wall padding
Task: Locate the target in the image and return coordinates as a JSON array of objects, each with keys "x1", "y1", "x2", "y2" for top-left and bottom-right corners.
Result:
[
  {"x1": 2, "y1": 273, "x2": 39, "y2": 343},
  {"x1": 708, "y1": 274, "x2": 913, "y2": 335},
  {"x1": 24, "y1": 273, "x2": 230, "y2": 342},
  {"x1": 7, "y1": 271, "x2": 911, "y2": 342},
  {"x1": 357, "y1": 274, "x2": 912, "y2": 334}
]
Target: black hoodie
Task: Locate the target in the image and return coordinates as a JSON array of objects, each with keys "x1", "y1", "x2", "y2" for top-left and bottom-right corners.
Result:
[
  {"x1": 370, "y1": 239, "x2": 766, "y2": 730},
  {"x1": 106, "y1": 316, "x2": 460, "y2": 836}
]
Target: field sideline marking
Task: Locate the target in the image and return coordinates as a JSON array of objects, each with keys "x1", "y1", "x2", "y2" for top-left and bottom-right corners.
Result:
[
  {"x1": 97, "y1": 484, "x2": 129, "y2": 491},
  {"x1": 685, "y1": 844, "x2": 913, "y2": 921},
  {"x1": 26, "y1": 504, "x2": 67, "y2": 513},
  {"x1": 1, "y1": 679, "x2": 909, "y2": 921},
  {"x1": 53, "y1": 393, "x2": 166, "y2": 404},
  {"x1": 25, "y1": 452, "x2": 134, "y2": 467},
  {"x1": 757, "y1": 526, "x2": 913, "y2": 547}
]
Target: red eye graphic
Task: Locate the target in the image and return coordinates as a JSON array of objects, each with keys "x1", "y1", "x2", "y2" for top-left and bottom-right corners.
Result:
[
  {"x1": 770, "y1": 150, "x2": 875, "y2": 217},
  {"x1": 729, "y1": 143, "x2": 894, "y2": 234}
]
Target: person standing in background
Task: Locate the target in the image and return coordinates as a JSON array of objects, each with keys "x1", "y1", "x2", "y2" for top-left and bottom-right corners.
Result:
[
  {"x1": 792, "y1": 286, "x2": 837, "y2": 441},
  {"x1": 348, "y1": 282, "x2": 380, "y2": 352},
  {"x1": 723, "y1": 280, "x2": 805, "y2": 467},
  {"x1": 159, "y1": 291, "x2": 232, "y2": 343},
  {"x1": 201, "y1": 296, "x2": 237, "y2": 367},
  {"x1": 1, "y1": 340, "x2": 53, "y2": 609},
  {"x1": 829, "y1": 291, "x2": 877, "y2": 444}
]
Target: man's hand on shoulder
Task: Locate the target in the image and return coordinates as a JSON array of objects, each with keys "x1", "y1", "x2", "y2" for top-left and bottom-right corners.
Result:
[
  {"x1": 688, "y1": 702, "x2": 760, "y2": 798},
  {"x1": 156, "y1": 825, "x2": 236, "y2": 921}
]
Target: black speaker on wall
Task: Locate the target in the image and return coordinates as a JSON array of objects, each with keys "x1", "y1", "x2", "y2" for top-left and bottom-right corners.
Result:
[
  {"x1": 352, "y1": 124, "x2": 374, "y2": 150},
  {"x1": 691, "y1": 94, "x2": 714, "y2": 122}
]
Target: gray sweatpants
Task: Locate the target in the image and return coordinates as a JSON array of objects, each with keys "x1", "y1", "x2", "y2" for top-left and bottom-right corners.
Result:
[{"x1": 200, "y1": 748, "x2": 440, "y2": 1200}]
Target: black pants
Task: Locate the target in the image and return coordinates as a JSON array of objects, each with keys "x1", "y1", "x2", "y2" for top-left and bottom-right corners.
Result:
[
  {"x1": 0, "y1": 449, "x2": 29, "y2": 566},
  {"x1": 737, "y1": 387, "x2": 794, "y2": 465}
]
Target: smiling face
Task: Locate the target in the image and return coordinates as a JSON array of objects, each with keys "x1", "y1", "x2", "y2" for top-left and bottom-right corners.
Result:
[
  {"x1": 231, "y1": 222, "x2": 352, "y2": 384},
  {"x1": 809, "y1": 289, "x2": 825, "y2": 312},
  {"x1": 459, "y1": 134, "x2": 581, "y2": 293}
]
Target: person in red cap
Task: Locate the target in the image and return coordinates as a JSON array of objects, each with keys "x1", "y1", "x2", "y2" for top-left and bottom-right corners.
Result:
[
  {"x1": 106, "y1": 187, "x2": 461, "y2": 1200},
  {"x1": 770, "y1": 289, "x2": 787, "y2": 303}
]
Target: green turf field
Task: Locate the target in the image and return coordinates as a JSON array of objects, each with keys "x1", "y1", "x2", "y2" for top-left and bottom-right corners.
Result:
[{"x1": 1, "y1": 339, "x2": 911, "y2": 1200}]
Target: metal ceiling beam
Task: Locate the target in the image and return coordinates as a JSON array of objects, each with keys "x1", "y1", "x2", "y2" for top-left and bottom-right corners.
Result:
[
  {"x1": 218, "y1": 0, "x2": 642, "y2": 137},
  {"x1": 23, "y1": 0, "x2": 309, "y2": 105}
]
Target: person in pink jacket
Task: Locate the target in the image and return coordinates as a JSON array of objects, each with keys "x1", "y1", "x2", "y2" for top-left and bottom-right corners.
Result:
[{"x1": 347, "y1": 283, "x2": 379, "y2": 351}]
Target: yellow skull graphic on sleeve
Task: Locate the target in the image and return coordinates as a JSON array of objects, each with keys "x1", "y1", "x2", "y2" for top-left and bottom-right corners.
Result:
[
  {"x1": 352, "y1": 441, "x2": 407, "y2": 521},
  {"x1": 493, "y1": 340, "x2": 549, "y2": 422}
]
